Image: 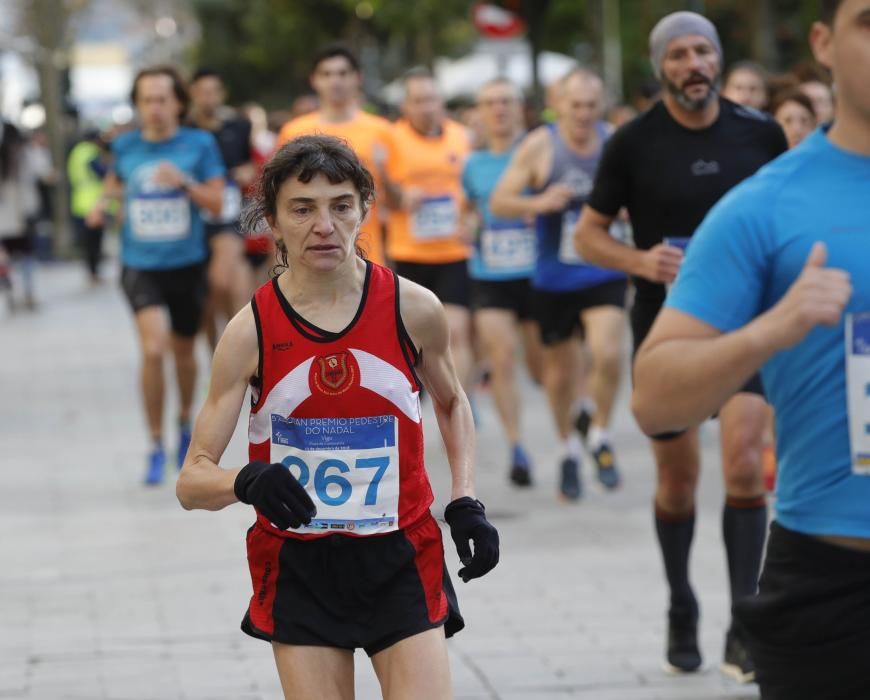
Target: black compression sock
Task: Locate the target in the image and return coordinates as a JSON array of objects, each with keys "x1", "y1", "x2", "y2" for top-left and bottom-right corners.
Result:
[
  {"x1": 723, "y1": 495, "x2": 767, "y2": 605},
  {"x1": 655, "y1": 506, "x2": 698, "y2": 623}
]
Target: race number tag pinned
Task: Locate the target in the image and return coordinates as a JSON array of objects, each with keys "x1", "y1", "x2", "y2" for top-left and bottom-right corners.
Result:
[
  {"x1": 412, "y1": 195, "x2": 458, "y2": 240},
  {"x1": 270, "y1": 414, "x2": 400, "y2": 533},
  {"x1": 664, "y1": 236, "x2": 691, "y2": 294},
  {"x1": 480, "y1": 220, "x2": 535, "y2": 270},
  {"x1": 558, "y1": 209, "x2": 583, "y2": 264},
  {"x1": 846, "y1": 312, "x2": 870, "y2": 474},
  {"x1": 129, "y1": 193, "x2": 191, "y2": 241}
]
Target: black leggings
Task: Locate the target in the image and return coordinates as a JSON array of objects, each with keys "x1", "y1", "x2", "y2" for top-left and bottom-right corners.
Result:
[{"x1": 74, "y1": 217, "x2": 103, "y2": 277}]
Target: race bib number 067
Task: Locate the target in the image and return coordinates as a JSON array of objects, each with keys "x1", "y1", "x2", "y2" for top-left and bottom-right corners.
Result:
[{"x1": 270, "y1": 414, "x2": 400, "y2": 533}]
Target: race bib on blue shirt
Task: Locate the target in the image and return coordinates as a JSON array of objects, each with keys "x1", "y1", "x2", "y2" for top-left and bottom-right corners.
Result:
[
  {"x1": 846, "y1": 312, "x2": 870, "y2": 474},
  {"x1": 269, "y1": 414, "x2": 400, "y2": 534},
  {"x1": 129, "y1": 192, "x2": 191, "y2": 241},
  {"x1": 480, "y1": 220, "x2": 535, "y2": 270}
]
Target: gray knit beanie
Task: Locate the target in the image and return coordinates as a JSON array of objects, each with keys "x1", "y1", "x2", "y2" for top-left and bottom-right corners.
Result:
[{"x1": 649, "y1": 11, "x2": 722, "y2": 79}]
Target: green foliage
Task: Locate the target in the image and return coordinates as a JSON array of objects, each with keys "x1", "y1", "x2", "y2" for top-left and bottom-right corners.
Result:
[{"x1": 190, "y1": 0, "x2": 825, "y2": 109}]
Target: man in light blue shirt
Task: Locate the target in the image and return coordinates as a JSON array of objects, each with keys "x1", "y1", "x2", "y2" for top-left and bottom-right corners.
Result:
[
  {"x1": 633, "y1": 1, "x2": 870, "y2": 696},
  {"x1": 89, "y1": 66, "x2": 225, "y2": 485},
  {"x1": 462, "y1": 77, "x2": 542, "y2": 487}
]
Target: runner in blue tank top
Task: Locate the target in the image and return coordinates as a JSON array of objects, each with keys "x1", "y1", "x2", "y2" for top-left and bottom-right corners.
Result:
[
  {"x1": 87, "y1": 66, "x2": 225, "y2": 485},
  {"x1": 461, "y1": 78, "x2": 543, "y2": 488},
  {"x1": 491, "y1": 68, "x2": 627, "y2": 500}
]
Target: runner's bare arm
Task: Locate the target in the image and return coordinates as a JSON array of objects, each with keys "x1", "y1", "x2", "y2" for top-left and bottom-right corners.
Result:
[
  {"x1": 489, "y1": 128, "x2": 553, "y2": 219},
  {"x1": 184, "y1": 175, "x2": 225, "y2": 218},
  {"x1": 399, "y1": 278, "x2": 476, "y2": 501},
  {"x1": 176, "y1": 304, "x2": 260, "y2": 511},
  {"x1": 633, "y1": 245, "x2": 852, "y2": 435},
  {"x1": 576, "y1": 205, "x2": 645, "y2": 273},
  {"x1": 631, "y1": 310, "x2": 773, "y2": 435}
]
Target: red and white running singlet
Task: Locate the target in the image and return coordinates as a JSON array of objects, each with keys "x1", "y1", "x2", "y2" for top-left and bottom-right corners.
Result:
[{"x1": 248, "y1": 262, "x2": 432, "y2": 538}]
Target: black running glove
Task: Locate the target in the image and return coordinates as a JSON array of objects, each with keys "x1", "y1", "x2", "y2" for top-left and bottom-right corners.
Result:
[
  {"x1": 443, "y1": 497, "x2": 499, "y2": 582},
  {"x1": 234, "y1": 461, "x2": 317, "y2": 530}
]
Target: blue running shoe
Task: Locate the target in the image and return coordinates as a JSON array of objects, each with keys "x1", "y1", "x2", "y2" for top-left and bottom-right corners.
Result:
[
  {"x1": 509, "y1": 444, "x2": 533, "y2": 487},
  {"x1": 177, "y1": 426, "x2": 192, "y2": 469},
  {"x1": 559, "y1": 457, "x2": 582, "y2": 500},
  {"x1": 593, "y1": 442, "x2": 621, "y2": 490},
  {"x1": 145, "y1": 447, "x2": 166, "y2": 485}
]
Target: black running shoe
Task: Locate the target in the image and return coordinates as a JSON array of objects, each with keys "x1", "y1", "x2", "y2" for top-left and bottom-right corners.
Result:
[
  {"x1": 574, "y1": 407, "x2": 592, "y2": 442},
  {"x1": 720, "y1": 627, "x2": 755, "y2": 683},
  {"x1": 592, "y1": 442, "x2": 621, "y2": 490},
  {"x1": 509, "y1": 445, "x2": 533, "y2": 487},
  {"x1": 664, "y1": 617, "x2": 702, "y2": 674},
  {"x1": 559, "y1": 457, "x2": 582, "y2": 500}
]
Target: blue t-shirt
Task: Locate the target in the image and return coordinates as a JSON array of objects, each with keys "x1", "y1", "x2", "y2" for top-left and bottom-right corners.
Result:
[
  {"x1": 667, "y1": 128, "x2": 870, "y2": 538},
  {"x1": 462, "y1": 146, "x2": 535, "y2": 281},
  {"x1": 113, "y1": 127, "x2": 225, "y2": 270}
]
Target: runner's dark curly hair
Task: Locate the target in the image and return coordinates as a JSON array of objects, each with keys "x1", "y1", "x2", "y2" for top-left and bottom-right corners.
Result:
[{"x1": 241, "y1": 134, "x2": 374, "y2": 273}]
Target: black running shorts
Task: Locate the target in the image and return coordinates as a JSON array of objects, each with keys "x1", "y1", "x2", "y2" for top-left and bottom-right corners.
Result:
[
  {"x1": 120, "y1": 264, "x2": 207, "y2": 337},
  {"x1": 734, "y1": 522, "x2": 870, "y2": 700},
  {"x1": 533, "y1": 279, "x2": 627, "y2": 347},
  {"x1": 394, "y1": 260, "x2": 471, "y2": 309},
  {"x1": 241, "y1": 513, "x2": 464, "y2": 657},
  {"x1": 471, "y1": 277, "x2": 534, "y2": 320}
]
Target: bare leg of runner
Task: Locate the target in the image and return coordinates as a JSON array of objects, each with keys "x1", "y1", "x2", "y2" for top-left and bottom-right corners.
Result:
[
  {"x1": 520, "y1": 320, "x2": 543, "y2": 385},
  {"x1": 272, "y1": 643, "x2": 355, "y2": 700},
  {"x1": 475, "y1": 308, "x2": 521, "y2": 443},
  {"x1": 541, "y1": 337, "x2": 586, "y2": 499},
  {"x1": 476, "y1": 307, "x2": 534, "y2": 485},
  {"x1": 581, "y1": 305, "x2": 625, "y2": 488},
  {"x1": 444, "y1": 304, "x2": 474, "y2": 392},
  {"x1": 135, "y1": 307, "x2": 169, "y2": 484},
  {"x1": 371, "y1": 628, "x2": 452, "y2": 700},
  {"x1": 135, "y1": 308, "x2": 168, "y2": 444},
  {"x1": 170, "y1": 334, "x2": 197, "y2": 426}
]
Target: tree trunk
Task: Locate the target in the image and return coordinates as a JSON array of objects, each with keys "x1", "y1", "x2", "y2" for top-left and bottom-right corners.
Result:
[{"x1": 30, "y1": 0, "x2": 72, "y2": 257}]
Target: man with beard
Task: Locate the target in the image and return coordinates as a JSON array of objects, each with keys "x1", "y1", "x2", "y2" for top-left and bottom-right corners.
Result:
[
  {"x1": 576, "y1": 12, "x2": 787, "y2": 681},
  {"x1": 633, "y1": 2, "x2": 870, "y2": 696}
]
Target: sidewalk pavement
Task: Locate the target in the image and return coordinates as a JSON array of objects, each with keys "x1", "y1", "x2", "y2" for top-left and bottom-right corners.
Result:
[{"x1": 0, "y1": 262, "x2": 761, "y2": 699}]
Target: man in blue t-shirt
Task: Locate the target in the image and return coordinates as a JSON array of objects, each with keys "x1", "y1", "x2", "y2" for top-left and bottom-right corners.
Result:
[
  {"x1": 461, "y1": 78, "x2": 542, "y2": 487},
  {"x1": 491, "y1": 69, "x2": 628, "y2": 500},
  {"x1": 633, "y1": 1, "x2": 870, "y2": 697},
  {"x1": 88, "y1": 66, "x2": 225, "y2": 485}
]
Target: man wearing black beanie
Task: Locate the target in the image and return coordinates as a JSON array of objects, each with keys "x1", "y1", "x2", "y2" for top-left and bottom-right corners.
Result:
[{"x1": 577, "y1": 10, "x2": 787, "y2": 682}]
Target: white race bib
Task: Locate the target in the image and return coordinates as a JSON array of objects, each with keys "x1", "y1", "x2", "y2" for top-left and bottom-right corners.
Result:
[
  {"x1": 202, "y1": 183, "x2": 242, "y2": 225},
  {"x1": 846, "y1": 312, "x2": 870, "y2": 474},
  {"x1": 129, "y1": 194, "x2": 191, "y2": 241},
  {"x1": 558, "y1": 209, "x2": 583, "y2": 264},
  {"x1": 412, "y1": 195, "x2": 458, "y2": 240},
  {"x1": 270, "y1": 414, "x2": 400, "y2": 534},
  {"x1": 480, "y1": 222, "x2": 535, "y2": 270}
]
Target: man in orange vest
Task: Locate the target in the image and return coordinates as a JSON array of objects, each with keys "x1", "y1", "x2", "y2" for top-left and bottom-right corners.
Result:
[
  {"x1": 277, "y1": 44, "x2": 391, "y2": 265},
  {"x1": 381, "y1": 68, "x2": 474, "y2": 391}
]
